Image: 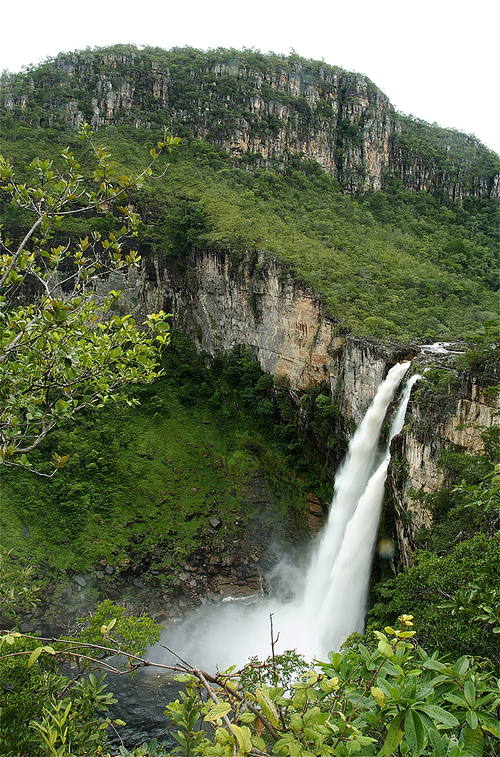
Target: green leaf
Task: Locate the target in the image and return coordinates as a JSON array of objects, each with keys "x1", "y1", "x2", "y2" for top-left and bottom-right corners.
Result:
[
  {"x1": 204, "y1": 702, "x2": 232, "y2": 723},
  {"x1": 404, "y1": 709, "x2": 426, "y2": 756},
  {"x1": 422, "y1": 658, "x2": 447, "y2": 671},
  {"x1": 28, "y1": 646, "x2": 43, "y2": 666},
  {"x1": 463, "y1": 725, "x2": 484, "y2": 757},
  {"x1": 173, "y1": 673, "x2": 197, "y2": 683},
  {"x1": 238, "y1": 712, "x2": 256, "y2": 724},
  {"x1": 478, "y1": 711, "x2": 500, "y2": 738},
  {"x1": 443, "y1": 693, "x2": 468, "y2": 707},
  {"x1": 2, "y1": 631, "x2": 20, "y2": 643},
  {"x1": 427, "y1": 726, "x2": 447, "y2": 757},
  {"x1": 371, "y1": 686, "x2": 386, "y2": 707},
  {"x1": 289, "y1": 713, "x2": 303, "y2": 731},
  {"x1": 303, "y1": 705, "x2": 322, "y2": 726},
  {"x1": 464, "y1": 679, "x2": 476, "y2": 707},
  {"x1": 454, "y1": 656, "x2": 470, "y2": 676},
  {"x1": 256, "y1": 688, "x2": 280, "y2": 727},
  {"x1": 378, "y1": 638, "x2": 394, "y2": 658},
  {"x1": 416, "y1": 704, "x2": 459, "y2": 728},
  {"x1": 466, "y1": 710, "x2": 479, "y2": 729},
  {"x1": 251, "y1": 734, "x2": 266, "y2": 751},
  {"x1": 229, "y1": 724, "x2": 253, "y2": 754},
  {"x1": 54, "y1": 399, "x2": 70, "y2": 413},
  {"x1": 383, "y1": 712, "x2": 404, "y2": 755}
]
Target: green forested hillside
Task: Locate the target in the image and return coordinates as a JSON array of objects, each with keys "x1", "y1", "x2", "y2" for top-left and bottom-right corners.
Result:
[
  {"x1": 0, "y1": 338, "x2": 336, "y2": 616},
  {"x1": 0, "y1": 122, "x2": 498, "y2": 341}
]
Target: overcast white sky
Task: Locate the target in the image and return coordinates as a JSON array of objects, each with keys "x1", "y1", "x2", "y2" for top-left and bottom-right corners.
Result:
[{"x1": 2, "y1": 0, "x2": 499, "y2": 154}]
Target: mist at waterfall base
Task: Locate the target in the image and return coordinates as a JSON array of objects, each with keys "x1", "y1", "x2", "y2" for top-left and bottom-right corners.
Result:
[{"x1": 161, "y1": 363, "x2": 420, "y2": 670}]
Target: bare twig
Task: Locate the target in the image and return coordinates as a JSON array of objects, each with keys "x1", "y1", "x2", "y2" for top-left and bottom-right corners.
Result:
[{"x1": 0, "y1": 215, "x2": 44, "y2": 287}]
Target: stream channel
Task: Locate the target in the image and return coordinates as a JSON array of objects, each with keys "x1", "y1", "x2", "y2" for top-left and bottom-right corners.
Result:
[{"x1": 106, "y1": 666, "x2": 179, "y2": 749}]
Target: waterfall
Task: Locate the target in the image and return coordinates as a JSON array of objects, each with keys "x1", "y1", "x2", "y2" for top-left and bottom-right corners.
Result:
[
  {"x1": 162, "y1": 363, "x2": 421, "y2": 669},
  {"x1": 301, "y1": 362, "x2": 411, "y2": 624},
  {"x1": 309, "y1": 371, "x2": 421, "y2": 657}
]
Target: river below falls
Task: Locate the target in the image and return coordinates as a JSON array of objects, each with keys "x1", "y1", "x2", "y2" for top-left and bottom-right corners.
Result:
[{"x1": 105, "y1": 668, "x2": 179, "y2": 749}]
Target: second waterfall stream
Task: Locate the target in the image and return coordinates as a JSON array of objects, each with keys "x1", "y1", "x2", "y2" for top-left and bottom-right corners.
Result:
[{"x1": 163, "y1": 362, "x2": 421, "y2": 668}]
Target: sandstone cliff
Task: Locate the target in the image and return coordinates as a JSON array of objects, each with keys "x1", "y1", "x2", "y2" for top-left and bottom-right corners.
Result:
[
  {"x1": 99, "y1": 247, "x2": 498, "y2": 562},
  {"x1": 1, "y1": 47, "x2": 498, "y2": 200}
]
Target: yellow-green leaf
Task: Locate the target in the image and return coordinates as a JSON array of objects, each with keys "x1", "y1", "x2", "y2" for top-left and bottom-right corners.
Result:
[
  {"x1": 383, "y1": 713, "x2": 404, "y2": 756},
  {"x1": 371, "y1": 686, "x2": 386, "y2": 707},
  {"x1": 230, "y1": 724, "x2": 253, "y2": 754},
  {"x1": 256, "y1": 688, "x2": 280, "y2": 727},
  {"x1": 204, "y1": 702, "x2": 232, "y2": 723},
  {"x1": 28, "y1": 646, "x2": 43, "y2": 666},
  {"x1": 378, "y1": 638, "x2": 394, "y2": 658}
]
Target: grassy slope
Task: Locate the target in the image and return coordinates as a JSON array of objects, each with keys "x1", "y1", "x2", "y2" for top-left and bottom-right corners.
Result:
[
  {"x1": 0, "y1": 344, "x2": 314, "y2": 588},
  {"x1": 2, "y1": 390, "x2": 241, "y2": 574}
]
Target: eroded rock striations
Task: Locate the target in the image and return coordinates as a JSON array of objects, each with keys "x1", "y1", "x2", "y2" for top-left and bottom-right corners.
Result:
[
  {"x1": 2, "y1": 46, "x2": 497, "y2": 568},
  {"x1": 100, "y1": 247, "x2": 498, "y2": 562},
  {"x1": 1, "y1": 47, "x2": 498, "y2": 199}
]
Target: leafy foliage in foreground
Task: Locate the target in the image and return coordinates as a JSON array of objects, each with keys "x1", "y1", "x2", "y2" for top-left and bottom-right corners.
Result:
[
  {"x1": 167, "y1": 620, "x2": 499, "y2": 756},
  {"x1": 1, "y1": 615, "x2": 498, "y2": 756},
  {"x1": 0, "y1": 129, "x2": 176, "y2": 473},
  {"x1": 0, "y1": 602, "x2": 158, "y2": 756}
]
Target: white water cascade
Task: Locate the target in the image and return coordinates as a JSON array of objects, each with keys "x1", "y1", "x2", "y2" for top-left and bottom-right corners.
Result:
[
  {"x1": 301, "y1": 362, "x2": 411, "y2": 623},
  {"x1": 162, "y1": 363, "x2": 420, "y2": 668},
  {"x1": 308, "y1": 370, "x2": 421, "y2": 658}
]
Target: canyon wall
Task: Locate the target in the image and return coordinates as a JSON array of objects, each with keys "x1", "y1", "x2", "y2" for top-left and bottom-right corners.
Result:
[
  {"x1": 103, "y1": 248, "x2": 498, "y2": 561},
  {"x1": 2, "y1": 48, "x2": 498, "y2": 199}
]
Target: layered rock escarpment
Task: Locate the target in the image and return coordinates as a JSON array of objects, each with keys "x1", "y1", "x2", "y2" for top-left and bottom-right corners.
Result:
[
  {"x1": 101, "y1": 247, "x2": 498, "y2": 561},
  {"x1": 1, "y1": 47, "x2": 498, "y2": 199},
  {"x1": 388, "y1": 373, "x2": 498, "y2": 564}
]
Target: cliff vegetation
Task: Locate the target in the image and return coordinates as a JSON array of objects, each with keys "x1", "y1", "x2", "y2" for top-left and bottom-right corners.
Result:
[{"x1": 0, "y1": 122, "x2": 498, "y2": 341}]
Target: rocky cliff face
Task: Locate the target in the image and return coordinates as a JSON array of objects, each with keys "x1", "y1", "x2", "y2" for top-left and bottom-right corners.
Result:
[
  {"x1": 388, "y1": 373, "x2": 498, "y2": 564},
  {"x1": 2, "y1": 47, "x2": 498, "y2": 200},
  {"x1": 101, "y1": 247, "x2": 498, "y2": 562}
]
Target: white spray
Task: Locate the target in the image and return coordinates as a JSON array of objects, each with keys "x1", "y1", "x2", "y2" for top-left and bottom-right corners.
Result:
[{"x1": 161, "y1": 363, "x2": 420, "y2": 668}]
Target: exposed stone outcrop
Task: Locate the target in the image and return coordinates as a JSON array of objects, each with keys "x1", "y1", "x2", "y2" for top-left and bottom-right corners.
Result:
[
  {"x1": 100, "y1": 246, "x2": 498, "y2": 564},
  {"x1": 2, "y1": 48, "x2": 498, "y2": 200},
  {"x1": 388, "y1": 373, "x2": 498, "y2": 564}
]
